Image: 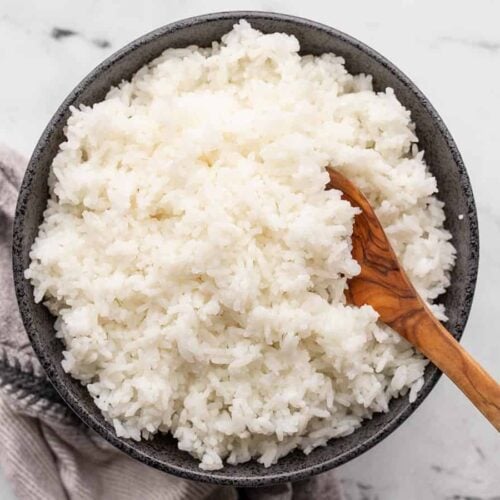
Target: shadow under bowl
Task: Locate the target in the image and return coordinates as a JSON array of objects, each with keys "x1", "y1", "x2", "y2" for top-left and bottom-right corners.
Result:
[{"x1": 12, "y1": 11, "x2": 479, "y2": 487}]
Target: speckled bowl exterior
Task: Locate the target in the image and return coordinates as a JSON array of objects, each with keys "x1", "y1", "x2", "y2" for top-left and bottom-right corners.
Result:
[{"x1": 12, "y1": 11, "x2": 479, "y2": 487}]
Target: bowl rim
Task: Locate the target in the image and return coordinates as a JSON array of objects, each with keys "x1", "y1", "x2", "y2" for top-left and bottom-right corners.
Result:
[{"x1": 12, "y1": 10, "x2": 479, "y2": 486}]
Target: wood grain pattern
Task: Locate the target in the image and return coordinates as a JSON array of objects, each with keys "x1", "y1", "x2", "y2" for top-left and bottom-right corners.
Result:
[{"x1": 327, "y1": 167, "x2": 500, "y2": 431}]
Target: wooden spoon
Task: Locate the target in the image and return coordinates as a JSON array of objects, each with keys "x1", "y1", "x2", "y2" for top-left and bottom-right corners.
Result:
[{"x1": 327, "y1": 167, "x2": 500, "y2": 431}]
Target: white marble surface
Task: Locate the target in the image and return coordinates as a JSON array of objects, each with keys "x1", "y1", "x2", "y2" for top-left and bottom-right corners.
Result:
[{"x1": 1, "y1": 1, "x2": 499, "y2": 499}]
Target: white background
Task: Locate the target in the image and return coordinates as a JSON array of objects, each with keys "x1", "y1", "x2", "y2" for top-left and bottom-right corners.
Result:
[{"x1": 0, "y1": 1, "x2": 499, "y2": 499}]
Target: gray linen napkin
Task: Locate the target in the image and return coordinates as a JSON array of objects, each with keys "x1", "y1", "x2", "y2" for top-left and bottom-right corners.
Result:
[{"x1": 0, "y1": 146, "x2": 344, "y2": 500}]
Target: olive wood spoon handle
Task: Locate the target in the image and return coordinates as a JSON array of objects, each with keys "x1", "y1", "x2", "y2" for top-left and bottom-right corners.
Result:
[{"x1": 327, "y1": 167, "x2": 500, "y2": 431}]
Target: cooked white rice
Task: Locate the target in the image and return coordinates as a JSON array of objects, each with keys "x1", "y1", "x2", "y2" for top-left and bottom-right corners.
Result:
[{"x1": 26, "y1": 21, "x2": 455, "y2": 470}]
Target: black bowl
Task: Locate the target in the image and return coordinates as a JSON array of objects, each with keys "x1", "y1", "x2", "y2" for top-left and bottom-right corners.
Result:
[{"x1": 12, "y1": 11, "x2": 479, "y2": 487}]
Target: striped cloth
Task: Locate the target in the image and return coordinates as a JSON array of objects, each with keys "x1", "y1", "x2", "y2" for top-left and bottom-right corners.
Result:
[{"x1": 0, "y1": 146, "x2": 343, "y2": 500}]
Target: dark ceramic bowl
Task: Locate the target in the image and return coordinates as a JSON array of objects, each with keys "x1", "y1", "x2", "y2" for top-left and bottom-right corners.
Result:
[{"x1": 12, "y1": 11, "x2": 479, "y2": 486}]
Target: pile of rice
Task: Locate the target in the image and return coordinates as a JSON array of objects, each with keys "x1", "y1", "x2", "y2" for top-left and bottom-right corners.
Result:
[{"x1": 26, "y1": 21, "x2": 455, "y2": 470}]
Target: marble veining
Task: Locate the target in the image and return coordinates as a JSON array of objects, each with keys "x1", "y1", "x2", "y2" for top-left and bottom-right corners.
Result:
[
  {"x1": 50, "y1": 26, "x2": 111, "y2": 48},
  {"x1": 0, "y1": 1, "x2": 499, "y2": 499},
  {"x1": 438, "y1": 36, "x2": 500, "y2": 52},
  {"x1": 50, "y1": 27, "x2": 77, "y2": 39}
]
